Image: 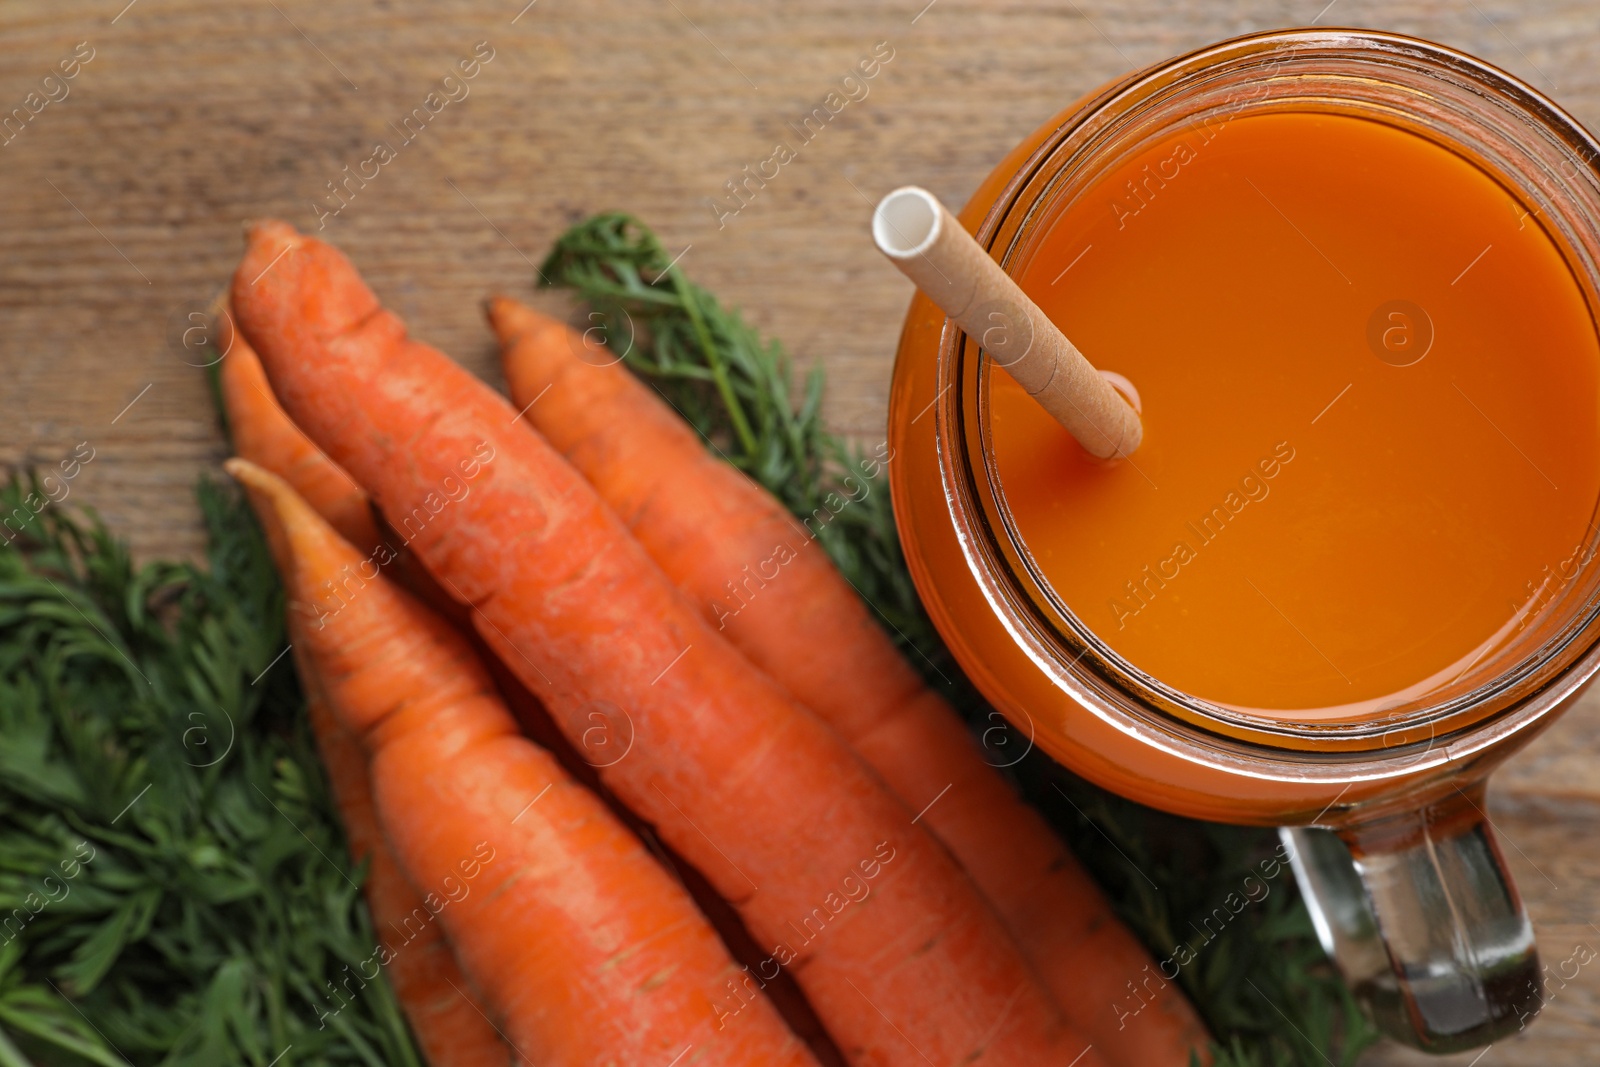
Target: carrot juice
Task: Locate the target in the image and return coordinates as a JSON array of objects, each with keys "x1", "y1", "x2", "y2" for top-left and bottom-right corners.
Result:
[{"x1": 988, "y1": 110, "x2": 1600, "y2": 719}]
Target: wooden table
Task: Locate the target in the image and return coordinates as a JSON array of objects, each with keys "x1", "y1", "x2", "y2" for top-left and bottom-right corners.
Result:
[{"x1": 2, "y1": 1, "x2": 1596, "y2": 1061}]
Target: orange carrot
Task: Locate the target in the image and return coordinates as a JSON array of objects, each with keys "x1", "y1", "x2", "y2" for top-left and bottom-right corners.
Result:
[
  {"x1": 232, "y1": 220, "x2": 1106, "y2": 1067},
  {"x1": 487, "y1": 297, "x2": 1212, "y2": 1065},
  {"x1": 230, "y1": 458, "x2": 820, "y2": 1067},
  {"x1": 221, "y1": 320, "x2": 848, "y2": 1064}
]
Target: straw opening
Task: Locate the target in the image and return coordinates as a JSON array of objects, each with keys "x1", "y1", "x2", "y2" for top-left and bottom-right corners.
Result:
[{"x1": 873, "y1": 186, "x2": 941, "y2": 258}]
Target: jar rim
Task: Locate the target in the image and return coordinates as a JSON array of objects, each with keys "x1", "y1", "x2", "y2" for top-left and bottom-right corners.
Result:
[{"x1": 938, "y1": 28, "x2": 1600, "y2": 760}]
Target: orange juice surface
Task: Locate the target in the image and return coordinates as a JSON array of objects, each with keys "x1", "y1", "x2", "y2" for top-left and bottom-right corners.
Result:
[{"x1": 992, "y1": 111, "x2": 1600, "y2": 719}]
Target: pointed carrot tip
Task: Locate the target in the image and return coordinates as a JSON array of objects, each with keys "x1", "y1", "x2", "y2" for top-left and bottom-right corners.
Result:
[
  {"x1": 485, "y1": 294, "x2": 523, "y2": 340},
  {"x1": 224, "y1": 456, "x2": 274, "y2": 493},
  {"x1": 487, "y1": 296, "x2": 566, "y2": 349},
  {"x1": 224, "y1": 457, "x2": 335, "y2": 586}
]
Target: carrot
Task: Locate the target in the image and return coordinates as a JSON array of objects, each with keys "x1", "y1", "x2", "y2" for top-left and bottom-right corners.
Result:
[
  {"x1": 485, "y1": 298, "x2": 1214, "y2": 1064},
  {"x1": 229, "y1": 458, "x2": 820, "y2": 1067},
  {"x1": 232, "y1": 220, "x2": 1106, "y2": 1067},
  {"x1": 221, "y1": 312, "x2": 849, "y2": 1065}
]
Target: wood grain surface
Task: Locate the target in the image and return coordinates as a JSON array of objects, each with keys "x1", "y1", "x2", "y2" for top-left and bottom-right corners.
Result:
[{"x1": 2, "y1": 1, "x2": 1597, "y2": 1062}]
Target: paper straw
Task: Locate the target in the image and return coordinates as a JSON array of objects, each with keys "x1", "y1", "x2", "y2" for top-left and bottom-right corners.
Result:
[{"x1": 872, "y1": 185, "x2": 1143, "y2": 458}]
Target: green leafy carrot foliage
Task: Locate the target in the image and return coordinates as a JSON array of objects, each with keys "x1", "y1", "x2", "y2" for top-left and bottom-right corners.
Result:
[{"x1": 0, "y1": 473, "x2": 422, "y2": 1067}]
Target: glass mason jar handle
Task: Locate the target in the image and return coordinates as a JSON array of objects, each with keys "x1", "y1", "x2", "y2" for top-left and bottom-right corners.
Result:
[{"x1": 1282, "y1": 786, "x2": 1542, "y2": 1053}]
